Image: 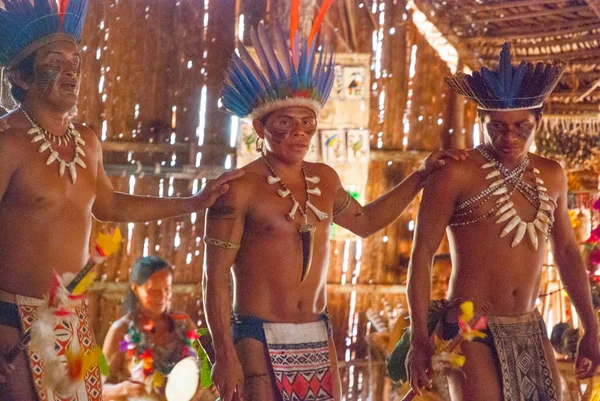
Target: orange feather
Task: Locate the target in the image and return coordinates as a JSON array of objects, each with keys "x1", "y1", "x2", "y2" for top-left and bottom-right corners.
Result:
[
  {"x1": 290, "y1": 0, "x2": 301, "y2": 52},
  {"x1": 308, "y1": 0, "x2": 335, "y2": 47}
]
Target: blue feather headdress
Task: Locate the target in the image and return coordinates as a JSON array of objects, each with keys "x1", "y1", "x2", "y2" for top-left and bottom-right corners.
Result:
[
  {"x1": 221, "y1": 2, "x2": 336, "y2": 121},
  {"x1": 445, "y1": 42, "x2": 565, "y2": 111},
  {"x1": 0, "y1": 0, "x2": 89, "y2": 69}
]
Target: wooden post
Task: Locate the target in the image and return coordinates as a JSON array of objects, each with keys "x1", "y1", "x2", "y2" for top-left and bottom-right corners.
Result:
[{"x1": 442, "y1": 62, "x2": 465, "y2": 149}]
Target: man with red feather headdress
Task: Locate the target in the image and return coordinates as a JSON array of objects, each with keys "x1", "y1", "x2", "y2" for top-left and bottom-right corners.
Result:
[{"x1": 202, "y1": 2, "x2": 467, "y2": 400}]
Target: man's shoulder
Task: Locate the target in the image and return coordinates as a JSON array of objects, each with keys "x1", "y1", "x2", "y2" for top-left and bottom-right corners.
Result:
[
  {"x1": 304, "y1": 161, "x2": 340, "y2": 182},
  {"x1": 529, "y1": 153, "x2": 563, "y2": 174},
  {"x1": 429, "y1": 149, "x2": 481, "y2": 182},
  {"x1": 71, "y1": 122, "x2": 100, "y2": 147}
]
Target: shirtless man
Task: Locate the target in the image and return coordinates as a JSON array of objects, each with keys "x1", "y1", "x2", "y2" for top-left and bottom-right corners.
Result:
[
  {"x1": 0, "y1": 3, "x2": 241, "y2": 400},
  {"x1": 203, "y1": 20, "x2": 466, "y2": 401},
  {"x1": 406, "y1": 43, "x2": 600, "y2": 401}
]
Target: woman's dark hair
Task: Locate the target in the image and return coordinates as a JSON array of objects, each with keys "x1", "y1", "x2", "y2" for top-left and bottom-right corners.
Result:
[
  {"x1": 7, "y1": 52, "x2": 36, "y2": 104},
  {"x1": 123, "y1": 256, "x2": 173, "y2": 315},
  {"x1": 478, "y1": 107, "x2": 543, "y2": 123}
]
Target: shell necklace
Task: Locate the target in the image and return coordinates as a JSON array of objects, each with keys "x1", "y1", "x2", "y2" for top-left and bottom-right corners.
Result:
[{"x1": 22, "y1": 109, "x2": 86, "y2": 184}]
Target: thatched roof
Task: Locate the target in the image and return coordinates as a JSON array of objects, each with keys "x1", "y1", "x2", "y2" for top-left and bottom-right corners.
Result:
[{"x1": 414, "y1": 0, "x2": 600, "y2": 115}]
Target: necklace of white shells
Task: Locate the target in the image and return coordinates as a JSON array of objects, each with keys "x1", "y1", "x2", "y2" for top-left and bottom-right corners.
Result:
[
  {"x1": 22, "y1": 109, "x2": 86, "y2": 184},
  {"x1": 262, "y1": 156, "x2": 328, "y2": 281},
  {"x1": 450, "y1": 145, "x2": 556, "y2": 249}
]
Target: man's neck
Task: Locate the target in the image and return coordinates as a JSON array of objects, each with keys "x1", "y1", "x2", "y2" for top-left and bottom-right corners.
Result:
[
  {"x1": 22, "y1": 102, "x2": 71, "y2": 136},
  {"x1": 483, "y1": 145, "x2": 528, "y2": 170},
  {"x1": 262, "y1": 152, "x2": 304, "y2": 178}
]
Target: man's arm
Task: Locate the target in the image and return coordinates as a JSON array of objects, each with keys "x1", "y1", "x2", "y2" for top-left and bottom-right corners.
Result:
[
  {"x1": 333, "y1": 149, "x2": 466, "y2": 237},
  {"x1": 549, "y1": 164, "x2": 600, "y2": 378},
  {"x1": 406, "y1": 163, "x2": 462, "y2": 394},
  {"x1": 203, "y1": 180, "x2": 247, "y2": 401},
  {"x1": 91, "y1": 134, "x2": 243, "y2": 222}
]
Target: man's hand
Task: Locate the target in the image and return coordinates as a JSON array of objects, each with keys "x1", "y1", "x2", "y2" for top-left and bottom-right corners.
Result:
[
  {"x1": 0, "y1": 353, "x2": 16, "y2": 384},
  {"x1": 118, "y1": 380, "x2": 146, "y2": 397},
  {"x1": 575, "y1": 331, "x2": 600, "y2": 379},
  {"x1": 193, "y1": 169, "x2": 245, "y2": 210},
  {"x1": 0, "y1": 119, "x2": 9, "y2": 132},
  {"x1": 406, "y1": 338, "x2": 434, "y2": 396},
  {"x1": 418, "y1": 149, "x2": 468, "y2": 177},
  {"x1": 212, "y1": 355, "x2": 244, "y2": 401}
]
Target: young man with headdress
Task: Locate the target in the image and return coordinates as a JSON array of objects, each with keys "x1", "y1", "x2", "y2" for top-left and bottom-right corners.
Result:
[
  {"x1": 0, "y1": 1, "x2": 242, "y2": 400},
  {"x1": 405, "y1": 43, "x2": 600, "y2": 401},
  {"x1": 202, "y1": 4, "x2": 467, "y2": 401}
]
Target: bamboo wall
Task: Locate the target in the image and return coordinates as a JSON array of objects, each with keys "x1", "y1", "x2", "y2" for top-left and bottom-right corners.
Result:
[{"x1": 60, "y1": 1, "x2": 476, "y2": 399}]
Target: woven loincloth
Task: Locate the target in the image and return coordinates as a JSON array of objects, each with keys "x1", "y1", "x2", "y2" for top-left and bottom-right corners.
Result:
[
  {"x1": 263, "y1": 320, "x2": 334, "y2": 401},
  {"x1": 487, "y1": 310, "x2": 558, "y2": 401},
  {"x1": 0, "y1": 289, "x2": 103, "y2": 401}
]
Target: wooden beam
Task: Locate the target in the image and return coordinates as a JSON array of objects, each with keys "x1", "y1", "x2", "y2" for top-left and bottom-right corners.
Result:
[
  {"x1": 545, "y1": 102, "x2": 600, "y2": 112},
  {"x1": 411, "y1": 0, "x2": 483, "y2": 70},
  {"x1": 453, "y1": 0, "x2": 575, "y2": 13},
  {"x1": 465, "y1": 22, "x2": 600, "y2": 40},
  {"x1": 102, "y1": 141, "x2": 190, "y2": 153},
  {"x1": 484, "y1": 48, "x2": 600, "y2": 62},
  {"x1": 489, "y1": 19, "x2": 600, "y2": 37},
  {"x1": 468, "y1": 5, "x2": 592, "y2": 24}
]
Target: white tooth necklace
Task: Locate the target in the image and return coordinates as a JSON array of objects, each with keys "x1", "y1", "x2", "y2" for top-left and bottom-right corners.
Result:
[{"x1": 22, "y1": 109, "x2": 86, "y2": 185}]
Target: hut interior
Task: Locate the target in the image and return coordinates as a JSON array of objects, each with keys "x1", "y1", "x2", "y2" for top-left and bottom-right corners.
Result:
[{"x1": 2, "y1": 1, "x2": 599, "y2": 400}]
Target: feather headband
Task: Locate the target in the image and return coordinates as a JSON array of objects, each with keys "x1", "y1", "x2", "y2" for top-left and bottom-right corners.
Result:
[
  {"x1": 0, "y1": 0, "x2": 89, "y2": 68},
  {"x1": 221, "y1": 0, "x2": 336, "y2": 121},
  {"x1": 445, "y1": 42, "x2": 565, "y2": 111}
]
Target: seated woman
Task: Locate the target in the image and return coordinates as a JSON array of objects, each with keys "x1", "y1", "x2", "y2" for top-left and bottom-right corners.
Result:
[{"x1": 102, "y1": 256, "x2": 214, "y2": 400}]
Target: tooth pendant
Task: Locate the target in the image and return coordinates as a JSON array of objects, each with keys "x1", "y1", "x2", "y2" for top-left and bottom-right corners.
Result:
[
  {"x1": 537, "y1": 211, "x2": 551, "y2": 224},
  {"x1": 307, "y1": 187, "x2": 321, "y2": 196},
  {"x1": 75, "y1": 137, "x2": 86, "y2": 146},
  {"x1": 31, "y1": 134, "x2": 45, "y2": 143},
  {"x1": 287, "y1": 201, "x2": 300, "y2": 221},
  {"x1": 277, "y1": 189, "x2": 291, "y2": 198},
  {"x1": 500, "y1": 215, "x2": 521, "y2": 238},
  {"x1": 533, "y1": 219, "x2": 548, "y2": 235},
  {"x1": 59, "y1": 160, "x2": 66, "y2": 177},
  {"x1": 27, "y1": 127, "x2": 40, "y2": 135},
  {"x1": 38, "y1": 141, "x2": 51, "y2": 153},
  {"x1": 306, "y1": 201, "x2": 328, "y2": 221},
  {"x1": 493, "y1": 186, "x2": 508, "y2": 196},
  {"x1": 511, "y1": 222, "x2": 527, "y2": 247},
  {"x1": 539, "y1": 201, "x2": 552, "y2": 211},
  {"x1": 481, "y1": 161, "x2": 496, "y2": 169},
  {"x1": 496, "y1": 207, "x2": 517, "y2": 223},
  {"x1": 68, "y1": 162, "x2": 77, "y2": 184},
  {"x1": 46, "y1": 151, "x2": 59, "y2": 165},
  {"x1": 74, "y1": 156, "x2": 86, "y2": 169},
  {"x1": 305, "y1": 176, "x2": 320, "y2": 184},
  {"x1": 267, "y1": 176, "x2": 281, "y2": 184},
  {"x1": 488, "y1": 178, "x2": 505, "y2": 189},
  {"x1": 527, "y1": 223, "x2": 538, "y2": 250},
  {"x1": 536, "y1": 178, "x2": 544, "y2": 185},
  {"x1": 496, "y1": 195, "x2": 510, "y2": 204},
  {"x1": 486, "y1": 170, "x2": 501, "y2": 179},
  {"x1": 75, "y1": 146, "x2": 86, "y2": 157},
  {"x1": 533, "y1": 168, "x2": 540, "y2": 174},
  {"x1": 495, "y1": 201, "x2": 514, "y2": 216}
]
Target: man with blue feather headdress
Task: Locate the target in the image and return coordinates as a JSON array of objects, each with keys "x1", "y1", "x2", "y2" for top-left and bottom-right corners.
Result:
[
  {"x1": 0, "y1": 1, "x2": 243, "y2": 400},
  {"x1": 202, "y1": 3, "x2": 468, "y2": 400},
  {"x1": 403, "y1": 43, "x2": 600, "y2": 400}
]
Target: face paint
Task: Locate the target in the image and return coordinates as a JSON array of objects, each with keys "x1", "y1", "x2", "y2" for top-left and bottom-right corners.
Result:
[
  {"x1": 34, "y1": 63, "x2": 61, "y2": 99},
  {"x1": 485, "y1": 121, "x2": 535, "y2": 142}
]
